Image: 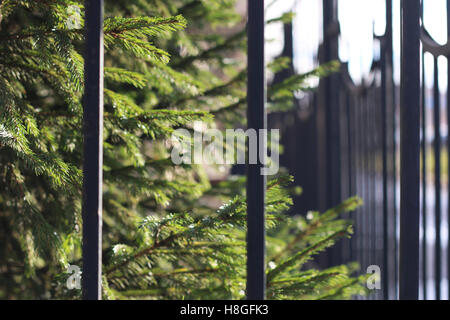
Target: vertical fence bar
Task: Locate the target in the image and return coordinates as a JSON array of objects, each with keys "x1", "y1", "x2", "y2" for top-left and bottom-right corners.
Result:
[
  {"x1": 381, "y1": 33, "x2": 390, "y2": 300},
  {"x1": 447, "y1": 0, "x2": 450, "y2": 297},
  {"x1": 356, "y1": 94, "x2": 364, "y2": 279},
  {"x1": 399, "y1": 0, "x2": 421, "y2": 300},
  {"x1": 360, "y1": 94, "x2": 366, "y2": 280},
  {"x1": 246, "y1": 0, "x2": 266, "y2": 300},
  {"x1": 350, "y1": 91, "x2": 356, "y2": 265},
  {"x1": 381, "y1": 0, "x2": 394, "y2": 299},
  {"x1": 368, "y1": 90, "x2": 373, "y2": 284},
  {"x1": 421, "y1": 47, "x2": 427, "y2": 300},
  {"x1": 346, "y1": 90, "x2": 354, "y2": 264},
  {"x1": 420, "y1": 0, "x2": 427, "y2": 300},
  {"x1": 322, "y1": 0, "x2": 341, "y2": 267},
  {"x1": 373, "y1": 83, "x2": 382, "y2": 300},
  {"x1": 385, "y1": 0, "x2": 398, "y2": 299},
  {"x1": 365, "y1": 89, "x2": 371, "y2": 278},
  {"x1": 433, "y1": 57, "x2": 442, "y2": 300},
  {"x1": 369, "y1": 86, "x2": 377, "y2": 280},
  {"x1": 82, "y1": 0, "x2": 104, "y2": 300},
  {"x1": 345, "y1": 89, "x2": 353, "y2": 267},
  {"x1": 392, "y1": 19, "x2": 399, "y2": 302},
  {"x1": 361, "y1": 92, "x2": 368, "y2": 297},
  {"x1": 322, "y1": 0, "x2": 341, "y2": 210},
  {"x1": 365, "y1": 92, "x2": 371, "y2": 279}
]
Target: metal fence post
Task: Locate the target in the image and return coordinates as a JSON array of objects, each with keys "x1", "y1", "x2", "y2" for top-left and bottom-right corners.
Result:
[
  {"x1": 432, "y1": 57, "x2": 442, "y2": 300},
  {"x1": 321, "y1": 0, "x2": 341, "y2": 267},
  {"x1": 447, "y1": 0, "x2": 450, "y2": 296},
  {"x1": 446, "y1": 0, "x2": 450, "y2": 296},
  {"x1": 246, "y1": 0, "x2": 266, "y2": 300},
  {"x1": 421, "y1": 35, "x2": 427, "y2": 301},
  {"x1": 399, "y1": 0, "x2": 421, "y2": 300},
  {"x1": 380, "y1": 0, "x2": 395, "y2": 300},
  {"x1": 322, "y1": 0, "x2": 341, "y2": 211},
  {"x1": 82, "y1": 0, "x2": 104, "y2": 300}
]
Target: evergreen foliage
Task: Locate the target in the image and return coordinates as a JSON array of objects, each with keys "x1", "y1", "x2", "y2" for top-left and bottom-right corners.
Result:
[{"x1": 0, "y1": 0, "x2": 365, "y2": 299}]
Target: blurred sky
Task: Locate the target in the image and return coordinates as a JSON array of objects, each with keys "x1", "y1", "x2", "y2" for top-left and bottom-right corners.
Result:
[{"x1": 265, "y1": 0, "x2": 449, "y2": 89}]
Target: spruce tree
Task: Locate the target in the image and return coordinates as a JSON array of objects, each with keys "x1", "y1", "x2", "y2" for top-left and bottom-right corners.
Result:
[{"x1": 0, "y1": 0, "x2": 367, "y2": 299}]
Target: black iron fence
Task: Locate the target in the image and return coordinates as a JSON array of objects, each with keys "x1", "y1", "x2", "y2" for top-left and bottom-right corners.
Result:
[
  {"x1": 315, "y1": 0, "x2": 402, "y2": 300},
  {"x1": 273, "y1": 0, "x2": 450, "y2": 300},
  {"x1": 420, "y1": 0, "x2": 450, "y2": 300},
  {"x1": 80, "y1": 0, "x2": 449, "y2": 300}
]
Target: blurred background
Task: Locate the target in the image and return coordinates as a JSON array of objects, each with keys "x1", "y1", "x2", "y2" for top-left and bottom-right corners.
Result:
[{"x1": 263, "y1": 0, "x2": 450, "y2": 300}]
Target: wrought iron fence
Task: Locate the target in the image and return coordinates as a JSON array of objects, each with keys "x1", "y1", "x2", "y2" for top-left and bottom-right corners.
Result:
[
  {"x1": 272, "y1": 0, "x2": 449, "y2": 301},
  {"x1": 314, "y1": 0, "x2": 403, "y2": 300},
  {"x1": 80, "y1": 0, "x2": 450, "y2": 300},
  {"x1": 420, "y1": 0, "x2": 450, "y2": 300}
]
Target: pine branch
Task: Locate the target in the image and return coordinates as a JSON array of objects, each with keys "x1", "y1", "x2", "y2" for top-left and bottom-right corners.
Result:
[
  {"x1": 266, "y1": 228, "x2": 351, "y2": 284},
  {"x1": 269, "y1": 197, "x2": 361, "y2": 264}
]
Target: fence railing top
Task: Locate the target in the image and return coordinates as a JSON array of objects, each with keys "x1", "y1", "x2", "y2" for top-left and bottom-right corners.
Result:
[
  {"x1": 421, "y1": 26, "x2": 450, "y2": 57},
  {"x1": 339, "y1": 61, "x2": 380, "y2": 96}
]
